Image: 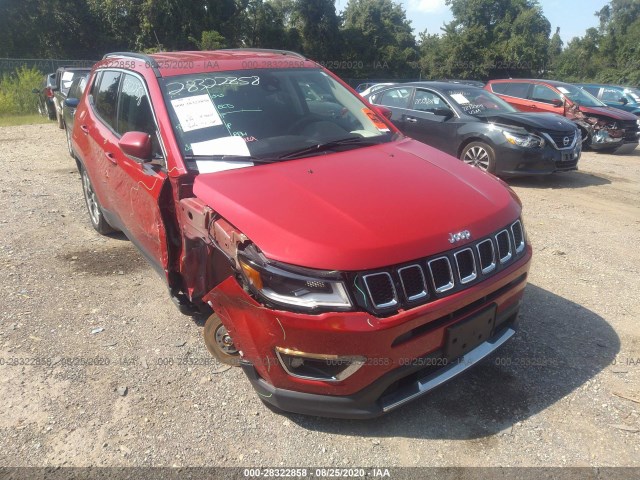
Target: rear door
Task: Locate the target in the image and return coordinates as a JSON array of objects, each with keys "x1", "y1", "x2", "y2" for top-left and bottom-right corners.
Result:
[
  {"x1": 489, "y1": 82, "x2": 532, "y2": 111},
  {"x1": 402, "y1": 88, "x2": 458, "y2": 155},
  {"x1": 80, "y1": 70, "x2": 122, "y2": 216},
  {"x1": 369, "y1": 86, "x2": 414, "y2": 130}
]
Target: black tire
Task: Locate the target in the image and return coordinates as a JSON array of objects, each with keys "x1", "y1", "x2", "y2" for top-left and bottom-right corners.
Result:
[
  {"x1": 460, "y1": 141, "x2": 496, "y2": 173},
  {"x1": 203, "y1": 313, "x2": 240, "y2": 366},
  {"x1": 37, "y1": 103, "x2": 45, "y2": 117},
  {"x1": 65, "y1": 123, "x2": 74, "y2": 158},
  {"x1": 80, "y1": 166, "x2": 115, "y2": 235},
  {"x1": 48, "y1": 105, "x2": 56, "y2": 121}
]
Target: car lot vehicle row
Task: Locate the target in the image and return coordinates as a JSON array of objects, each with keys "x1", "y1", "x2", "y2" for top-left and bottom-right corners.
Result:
[
  {"x1": 66, "y1": 49, "x2": 532, "y2": 418},
  {"x1": 365, "y1": 82, "x2": 581, "y2": 177}
]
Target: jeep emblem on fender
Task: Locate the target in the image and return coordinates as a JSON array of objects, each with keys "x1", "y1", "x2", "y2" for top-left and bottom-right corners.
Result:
[
  {"x1": 448, "y1": 230, "x2": 471, "y2": 243},
  {"x1": 563, "y1": 136, "x2": 570, "y2": 146}
]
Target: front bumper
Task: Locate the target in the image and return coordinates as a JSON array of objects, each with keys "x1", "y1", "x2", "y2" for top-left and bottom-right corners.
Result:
[
  {"x1": 205, "y1": 247, "x2": 531, "y2": 417},
  {"x1": 243, "y1": 306, "x2": 519, "y2": 419},
  {"x1": 493, "y1": 141, "x2": 581, "y2": 177}
]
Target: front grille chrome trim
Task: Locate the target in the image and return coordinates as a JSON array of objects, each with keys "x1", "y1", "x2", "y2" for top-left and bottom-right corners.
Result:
[
  {"x1": 476, "y1": 238, "x2": 496, "y2": 274},
  {"x1": 398, "y1": 265, "x2": 428, "y2": 301},
  {"x1": 362, "y1": 272, "x2": 398, "y2": 309},
  {"x1": 495, "y1": 230, "x2": 512, "y2": 264},
  {"x1": 428, "y1": 257, "x2": 455, "y2": 293},
  {"x1": 454, "y1": 248, "x2": 477, "y2": 284},
  {"x1": 511, "y1": 220, "x2": 525, "y2": 254}
]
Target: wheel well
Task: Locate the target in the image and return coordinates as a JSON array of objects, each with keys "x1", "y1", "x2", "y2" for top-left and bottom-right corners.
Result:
[{"x1": 457, "y1": 138, "x2": 485, "y2": 159}]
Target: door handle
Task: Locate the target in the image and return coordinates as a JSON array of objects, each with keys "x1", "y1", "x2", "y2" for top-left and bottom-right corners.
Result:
[
  {"x1": 80, "y1": 125, "x2": 89, "y2": 134},
  {"x1": 104, "y1": 151, "x2": 117, "y2": 165}
]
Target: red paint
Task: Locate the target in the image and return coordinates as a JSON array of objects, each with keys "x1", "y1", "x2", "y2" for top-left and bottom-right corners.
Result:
[{"x1": 71, "y1": 50, "x2": 532, "y2": 413}]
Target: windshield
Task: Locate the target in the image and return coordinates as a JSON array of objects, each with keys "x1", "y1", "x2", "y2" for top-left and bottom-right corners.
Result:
[
  {"x1": 161, "y1": 68, "x2": 393, "y2": 172},
  {"x1": 443, "y1": 87, "x2": 518, "y2": 116},
  {"x1": 556, "y1": 84, "x2": 606, "y2": 107}
]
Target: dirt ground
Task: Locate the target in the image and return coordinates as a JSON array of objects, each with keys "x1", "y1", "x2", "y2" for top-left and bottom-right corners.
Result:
[{"x1": 0, "y1": 123, "x2": 638, "y2": 468}]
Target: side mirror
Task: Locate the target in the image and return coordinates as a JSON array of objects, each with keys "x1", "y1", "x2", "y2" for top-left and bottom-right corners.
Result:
[
  {"x1": 64, "y1": 98, "x2": 79, "y2": 108},
  {"x1": 619, "y1": 97, "x2": 628, "y2": 105},
  {"x1": 32, "y1": 88, "x2": 40, "y2": 94},
  {"x1": 551, "y1": 98, "x2": 564, "y2": 107},
  {"x1": 374, "y1": 105, "x2": 392, "y2": 119},
  {"x1": 118, "y1": 131, "x2": 152, "y2": 162},
  {"x1": 434, "y1": 107, "x2": 454, "y2": 118}
]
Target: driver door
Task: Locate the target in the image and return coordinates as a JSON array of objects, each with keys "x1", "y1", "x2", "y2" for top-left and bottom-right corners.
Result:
[
  {"x1": 402, "y1": 88, "x2": 457, "y2": 155},
  {"x1": 108, "y1": 72, "x2": 170, "y2": 278}
]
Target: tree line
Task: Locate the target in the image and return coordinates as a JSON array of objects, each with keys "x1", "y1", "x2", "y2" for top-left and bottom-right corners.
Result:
[{"x1": 0, "y1": 0, "x2": 638, "y2": 84}]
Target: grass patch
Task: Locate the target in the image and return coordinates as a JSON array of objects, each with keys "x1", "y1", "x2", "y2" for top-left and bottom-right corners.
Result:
[{"x1": 0, "y1": 114, "x2": 52, "y2": 127}]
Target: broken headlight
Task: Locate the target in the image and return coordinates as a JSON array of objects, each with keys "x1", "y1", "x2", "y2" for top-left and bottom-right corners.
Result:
[
  {"x1": 502, "y1": 130, "x2": 544, "y2": 148},
  {"x1": 237, "y1": 244, "x2": 352, "y2": 311}
]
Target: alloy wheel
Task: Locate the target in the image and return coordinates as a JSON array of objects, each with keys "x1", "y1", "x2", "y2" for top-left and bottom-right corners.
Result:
[{"x1": 463, "y1": 146, "x2": 490, "y2": 171}]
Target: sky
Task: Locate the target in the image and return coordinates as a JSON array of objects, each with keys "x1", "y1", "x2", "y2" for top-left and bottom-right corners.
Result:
[{"x1": 335, "y1": 0, "x2": 611, "y2": 44}]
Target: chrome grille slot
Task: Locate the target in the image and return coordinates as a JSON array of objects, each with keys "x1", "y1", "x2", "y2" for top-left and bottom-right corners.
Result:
[
  {"x1": 511, "y1": 220, "x2": 525, "y2": 254},
  {"x1": 454, "y1": 248, "x2": 477, "y2": 284},
  {"x1": 363, "y1": 272, "x2": 398, "y2": 308},
  {"x1": 476, "y1": 239, "x2": 496, "y2": 274},
  {"x1": 398, "y1": 265, "x2": 428, "y2": 301},
  {"x1": 428, "y1": 257, "x2": 454, "y2": 293},
  {"x1": 496, "y1": 230, "x2": 512, "y2": 263}
]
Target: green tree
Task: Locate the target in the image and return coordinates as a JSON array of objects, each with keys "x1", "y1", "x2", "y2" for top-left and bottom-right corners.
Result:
[
  {"x1": 341, "y1": 0, "x2": 418, "y2": 78},
  {"x1": 424, "y1": 0, "x2": 551, "y2": 80}
]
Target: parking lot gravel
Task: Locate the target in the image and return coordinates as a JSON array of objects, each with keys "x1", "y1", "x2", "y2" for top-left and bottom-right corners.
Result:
[{"x1": 0, "y1": 123, "x2": 638, "y2": 468}]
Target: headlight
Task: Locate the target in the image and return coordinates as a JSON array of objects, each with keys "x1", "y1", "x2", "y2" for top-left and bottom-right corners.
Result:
[
  {"x1": 502, "y1": 130, "x2": 545, "y2": 148},
  {"x1": 238, "y1": 244, "x2": 352, "y2": 311}
]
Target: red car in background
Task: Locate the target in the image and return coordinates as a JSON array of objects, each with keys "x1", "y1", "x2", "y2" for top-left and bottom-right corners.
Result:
[
  {"x1": 486, "y1": 78, "x2": 639, "y2": 153},
  {"x1": 70, "y1": 49, "x2": 532, "y2": 418}
]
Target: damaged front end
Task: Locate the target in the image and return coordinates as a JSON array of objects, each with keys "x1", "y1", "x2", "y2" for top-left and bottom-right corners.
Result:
[{"x1": 569, "y1": 104, "x2": 638, "y2": 151}]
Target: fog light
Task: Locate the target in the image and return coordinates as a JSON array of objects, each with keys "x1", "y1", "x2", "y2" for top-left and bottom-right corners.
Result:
[{"x1": 275, "y1": 347, "x2": 366, "y2": 382}]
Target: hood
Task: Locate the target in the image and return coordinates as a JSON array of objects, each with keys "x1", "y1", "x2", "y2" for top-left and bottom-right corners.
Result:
[
  {"x1": 485, "y1": 112, "x2": 575, "y2": 132},
  {"x1": 575, "y1": 105, "x2": 639, "y2": 121},
  {"x1": 193, "y1": 139, "x2": 520, "y2": 271}
]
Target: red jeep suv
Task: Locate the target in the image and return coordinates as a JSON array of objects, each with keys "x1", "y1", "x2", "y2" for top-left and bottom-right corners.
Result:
[
  {"x1": 486, "y1": 78, "x2": 639, "y2": 153},
  {"x1": 70, "y1": 49, "x2": 532, "y2": 418}
]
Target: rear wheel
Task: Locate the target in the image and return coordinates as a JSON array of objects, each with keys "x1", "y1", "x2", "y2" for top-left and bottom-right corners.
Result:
[
  {"x1": 203, "y1": 313, "x2": 240, "y2": 366},
  {"x1": 81, "y1": 166, "x2": 115, "y2": 235},
  {"x1": 460, "y1": 141, "x2": 496, "y2": 173}
]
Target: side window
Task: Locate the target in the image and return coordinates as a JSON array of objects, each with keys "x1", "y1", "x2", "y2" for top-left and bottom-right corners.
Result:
[
  {"x1": 93, "y1": 71, "x2": 122, "y2": 130},
  {"x1": 376, "y1": 87, "x2": 412, "y2": 109},
  {"x1": 582, "y1": 86, "x2": 600, "y2": 97},
  {"x1": 117, "y1": 74, "x2": 162, "y2": 158},
  {"x1": 601, "y1": 87, "x2": 623, "y2": 103},
  {"x1": 490, "y1": 83, "x2": 509, "y2": 94},
  {"x1": 530, "y1": 84, "x2": 562, "y2": 104},
  {"x1": 504, "y1": 82, "x2": 530, "y2": 99},
  {"x1": 412, "y1": 90, "x2": 446, "y2": 113}
]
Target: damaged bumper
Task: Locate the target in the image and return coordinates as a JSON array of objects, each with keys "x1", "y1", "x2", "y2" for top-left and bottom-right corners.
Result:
[{"x1": 204, "y1": 247, "x2": 531, "y2": 418}]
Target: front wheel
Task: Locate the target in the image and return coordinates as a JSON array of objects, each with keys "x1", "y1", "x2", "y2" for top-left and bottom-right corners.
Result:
[
  {"x1": 460, "y1": 142, "x2": 496, "y2": 173},
  {"x1": 203, "y1": 313, "x2": 240, "y2": 366},
  {"x1": 81, "y1": 166, "x2": 115, "y2": 235}
]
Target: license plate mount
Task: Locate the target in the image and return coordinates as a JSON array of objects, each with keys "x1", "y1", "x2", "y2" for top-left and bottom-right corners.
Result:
[{"x1": 444, "y1": 305, "x2": 497, "y2": 360}]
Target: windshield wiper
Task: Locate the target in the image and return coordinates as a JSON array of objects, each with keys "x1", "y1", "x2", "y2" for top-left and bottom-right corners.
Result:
[
  {"x1": 184, "y1": 154, "x2": 279, "y2": 164},
  {"x1": 277, "y1": 136, "x2": 384, "y2": 160}
]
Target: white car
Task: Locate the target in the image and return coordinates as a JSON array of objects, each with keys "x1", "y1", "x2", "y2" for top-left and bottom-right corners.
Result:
[{"x1": 359, "y1": 83, "x2": 396, "y2": 98}]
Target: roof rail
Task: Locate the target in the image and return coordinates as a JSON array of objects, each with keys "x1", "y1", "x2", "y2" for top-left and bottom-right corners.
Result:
[
  {"x1": 102, "y1": 52, "x2": 161, "y2": 77},
  {"x1": 218, "y1": 48, "x2": 306, "y2": 60}
]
